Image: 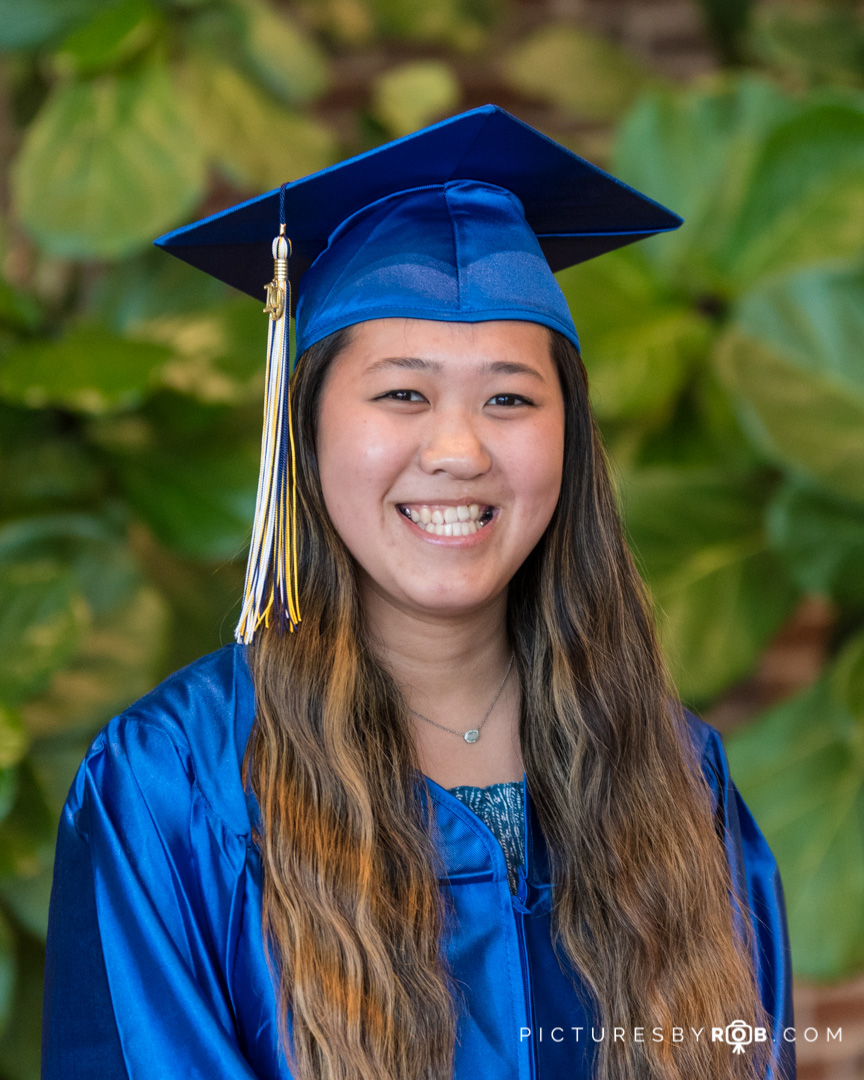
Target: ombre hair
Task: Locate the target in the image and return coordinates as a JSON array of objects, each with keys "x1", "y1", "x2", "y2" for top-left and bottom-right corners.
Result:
[{"x1": 243, "y1": 323, "x2": 773, "y2": 1080}]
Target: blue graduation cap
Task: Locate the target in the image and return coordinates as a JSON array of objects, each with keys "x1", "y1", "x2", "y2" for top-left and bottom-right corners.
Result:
[{"x1": 153, "y1": 104, "x2": 682, "y2": 644}]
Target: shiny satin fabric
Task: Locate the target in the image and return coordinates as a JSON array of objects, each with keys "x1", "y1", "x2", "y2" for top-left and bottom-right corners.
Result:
[
  {"x1": 293, "y1": 179, "x2": 583, "y2": 357},
  {"x1": 42, "y1": 643, "x2": 795, "y2": 1079}
]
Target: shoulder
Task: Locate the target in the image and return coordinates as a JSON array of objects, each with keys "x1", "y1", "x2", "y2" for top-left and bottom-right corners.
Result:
[
  {"x1": 69, "y1": 642, "x2": 256, "y2": 839},
  {"x1": 677, "y1": 703, "x2": 730, "y2": 812}
]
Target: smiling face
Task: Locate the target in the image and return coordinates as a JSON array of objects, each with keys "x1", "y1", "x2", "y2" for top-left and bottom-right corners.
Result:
[{"x1": 315, "y1": 317, "x2": 566, "y2": 619}]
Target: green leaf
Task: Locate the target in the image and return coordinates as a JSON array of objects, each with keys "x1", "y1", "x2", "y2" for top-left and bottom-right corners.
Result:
[
  {"x1": 0, "y1": 514, "x2": 141, "y2": 618},
  {"x1": 87, "y1": 247, "x2": 232, "y2": 332},
  {"x1": 0, "y1": 322, "x2": 170, "y2": 414},
  {"x1": 180, "y1": 58, "x2": 337, "y2": 191},
  {"x1": 231, "y1": 0, "x2": 329, "y2": 103},
  {"x1": 367, "y1": 0, "x2": 497, "y2": 47},
  {"x1": 503, "y1": 24, "x2": 658, "y2": 122},
  {"x1": 557, "y1": 246, "x2": 711, "y2": 423},
  {"x1": 371, "y1": 61, "x2": 460, "y2": 137},
  {"x1": 830, "y1": 629, "x2": 864, "y2": 724},
  {"x1": 136, "y1": 297, "x2": 268, "y2": 404},
  {"x1": 620, "y1": 467, "x2": 797, "y2": 702},
  {"x1": 0, "y1": 760, "x2": 56, "y2": 881},
  {"x1": 0, "y1": 928, "x2": 43, "y2": 1080},
  {"x1": 0, "y1": 562, "x2": 89, "y2": 707},
  {"x1": 766, "y1": 478, "x2": 864, "y2": 606},
  {"x1": 0, "y1": 279, "x2": 41, "y2": 334},
  {"x1": 22, "y1": 583, "x2": 169, "y2": 741},
  {"x1": 726, "y1": 676, "x2": 864, "y2": 979},
  {"x1": 749, "y1": 3, "x2": 864, "y2": 88},
  {"x1": 11, "y1": 61, "x2": 207, "y2": 259},
  {"x1": 715, "y1": 264, "x2": 864, "y2": 503},
  {"x1": 0, "y1": 770, "x2": 18, "y2": 826},
  {"x1": 719, "y1": 98, "x2": 864, "y2": 287},
  {"x1": 98, "y1": 398, "x2": 261, "y2": 560},
  {"x1": 0, "y1": 0, "x2": 114, "y2": 50},
  {"x1": 53, "y1": 0, "x2": 160, "y2": 77},
  {"x1": 0, "y1": 710, "x2": 28, "y2": 773},
  {"x1": 0, "y1": 417, "x2": 102, "y2": 517},
  {"x1": 613, "y1": 77, "x2": 795, "y2": 291}
]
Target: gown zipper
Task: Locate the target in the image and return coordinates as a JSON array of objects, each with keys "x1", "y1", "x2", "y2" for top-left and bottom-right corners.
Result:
[
  {"x1": 513, "y1": 867, "x2": 536, "y2": 1080},
  {"x1": 514, "y1": 775, "x2": 537, "y2": 1080}
]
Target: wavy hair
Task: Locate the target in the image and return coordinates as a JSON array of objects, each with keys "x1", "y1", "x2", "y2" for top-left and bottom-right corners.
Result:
[{"x1": 243, "y1": 323, "x2": 773, "y2": 1080}]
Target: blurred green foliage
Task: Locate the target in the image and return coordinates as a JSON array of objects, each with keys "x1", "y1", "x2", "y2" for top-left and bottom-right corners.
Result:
[{"x1": 1, "y1": 0, "x2": 863, "y2": 1074}]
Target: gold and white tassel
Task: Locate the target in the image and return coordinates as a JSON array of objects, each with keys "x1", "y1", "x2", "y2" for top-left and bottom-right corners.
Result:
[{"x1": 235, "y1": 222, "x2": 301, "y2": 643}]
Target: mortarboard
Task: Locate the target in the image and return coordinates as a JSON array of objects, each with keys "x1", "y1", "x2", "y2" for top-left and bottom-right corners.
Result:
[{"x1": 153, "y1": 104, "x2": 683, "y2": 644}]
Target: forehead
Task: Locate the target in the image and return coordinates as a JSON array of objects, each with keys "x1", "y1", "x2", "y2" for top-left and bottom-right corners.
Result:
[{"x1": 335, "y1": 317, "x2": 555, "y2": 372}]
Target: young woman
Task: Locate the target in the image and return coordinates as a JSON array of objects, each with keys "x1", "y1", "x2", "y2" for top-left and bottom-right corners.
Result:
[{"x1": 42, "y1": 106, "x2": 794, "y2": 1080}]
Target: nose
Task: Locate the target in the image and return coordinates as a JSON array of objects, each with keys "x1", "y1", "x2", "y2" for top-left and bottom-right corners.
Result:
[{"x1": 418, "y1": 411, "x2": 492, "y2": 480}]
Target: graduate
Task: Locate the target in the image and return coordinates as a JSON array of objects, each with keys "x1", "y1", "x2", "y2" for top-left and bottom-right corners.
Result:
[{"x1": 41, "y1": 105, "x2": 795, "y2": 1080}]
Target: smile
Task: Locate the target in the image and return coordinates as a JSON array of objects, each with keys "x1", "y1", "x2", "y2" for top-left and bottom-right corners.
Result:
[{"x1": 397, "y1": 503, "x2": 495, "y2": 536}]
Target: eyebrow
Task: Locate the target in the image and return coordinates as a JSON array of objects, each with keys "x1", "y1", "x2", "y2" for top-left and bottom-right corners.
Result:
[{"x1": 363, "y1": 356, "x2": 547, "y2": 382}]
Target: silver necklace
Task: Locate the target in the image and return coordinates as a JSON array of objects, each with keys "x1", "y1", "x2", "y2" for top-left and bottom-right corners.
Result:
[{"x1": 408, "y1": 651, "x2": 515, "y2": 744}]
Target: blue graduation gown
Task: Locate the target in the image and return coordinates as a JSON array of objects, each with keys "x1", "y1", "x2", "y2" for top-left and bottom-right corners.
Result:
[{"x1": 41, "y1": 643, "x2": 795, "y2": 1079}]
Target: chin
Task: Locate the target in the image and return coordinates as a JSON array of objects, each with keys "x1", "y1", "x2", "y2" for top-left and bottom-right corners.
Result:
[{"x1": 395, "y1": 579, "x2": 507, "y2": 617}]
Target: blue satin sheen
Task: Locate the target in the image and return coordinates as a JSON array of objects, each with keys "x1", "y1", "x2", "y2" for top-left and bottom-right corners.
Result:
[
  {"x1": 42, "y1": 644, "x2": 795, "y2": 1079},
  {"x1": 295, "y1": 179, "x2": 582, "y2": 357}
]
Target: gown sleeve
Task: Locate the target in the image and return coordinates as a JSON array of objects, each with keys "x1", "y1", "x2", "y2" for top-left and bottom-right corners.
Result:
[
  {"x1": 699, "y1": 721, "x2": 797, "y2": 1080},
  {"x1": 41, "y1": 715, "x2": 261, "y2": 1079}
]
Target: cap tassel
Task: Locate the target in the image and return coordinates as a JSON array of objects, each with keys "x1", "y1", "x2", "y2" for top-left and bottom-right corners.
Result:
[{"x1": 235, "y1": 198, "x2": 301, "y2": 643}]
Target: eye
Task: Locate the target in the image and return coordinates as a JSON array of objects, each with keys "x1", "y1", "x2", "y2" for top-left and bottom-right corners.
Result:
[
  {"x1": 487, "y1": 393, "x2": 534, "y2": 407},
  {"x1": 376, "y1": 389, "x2": 426, "y2": 402}
]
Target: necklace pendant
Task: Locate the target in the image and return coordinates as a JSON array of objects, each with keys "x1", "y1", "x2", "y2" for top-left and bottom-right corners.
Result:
[{"x1": 464, "y1": 729, "x2": 480, "y2": 743}]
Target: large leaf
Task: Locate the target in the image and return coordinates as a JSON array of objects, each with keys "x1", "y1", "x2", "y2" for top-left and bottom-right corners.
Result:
[
  {"x1": 231, "y1": 0, "x2": 329, "y2": 103},
  {"x1": 502, "y1": 24, "x2": 658, "y2": 122},
  {"x1": 726, "y1": 674, "x2": 864, "y2": 979},
  {"x1": 22, "y1": 582, "x2": 168, "y2": 741},
  {"x1": 180, "y1": 57, "x2": 337, "y2": 191},
  {"x1": 371, "y1": 61, "x2": 460, "y2": 137},
  {"x1": 52, "y1": 0, "x2": 160, "y2": 77},
  {"x1": 0, "y1": 514, "x2": 141, "y2": 618},
  {"x1": 136, "y1": 297, "x2": 268, "y2": 404},
  {"x1": 0, "y1": 322, "x2": 170, "y2": 413},
  {"x1": 620, "y1": 467, "x2": 797, "y2": 702},
  {"x1": 0, "y1": 562, "x2": 89, "y2": 707},
  {"x1": 718, "y1": 97, "x2": 864, "y2": 287},
  {"x1": 87, "y1": 246, "x2": 231, "y2": 331},
  {"x1": 11, "y1": 61, "x2": 206, "y2": 258},
  {"x1": 766, "y1": 478, "x2": 864, "y2": 607},
  {"x1": 0, "y1": 929, "x2": 44, "y2": 1080},
  {"x1": 0, "y1": 409, "x2": 102, "y2": 517},
  {"x1": 0, "y1": 710, "x2": 28, "y2": 775},
  {"x1": 613, "y1": 77, "x2": 795, "y2": 292},
  {"x1": 95, "y1": 397, "x2": 261, "y2": 560},
  {"x1": 0, "y1": 0, "x2": 113, "y2": 49},
  {"x1": 557, "y1": 245, "x2": 711, "y2": 424},
  {"x1": 715, "y1": 264, "x2": 864, "y2": 503}
]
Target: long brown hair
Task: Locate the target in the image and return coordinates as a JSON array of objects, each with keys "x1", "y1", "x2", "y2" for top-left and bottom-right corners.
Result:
[{"x1": 244, "y1": 323, "x2": 773, "y2": 1080}]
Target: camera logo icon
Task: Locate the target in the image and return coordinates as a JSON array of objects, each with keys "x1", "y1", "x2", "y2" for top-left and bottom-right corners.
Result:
[{"x1": 726, "y1": 1021, "x2": 753, "y2": 1054}]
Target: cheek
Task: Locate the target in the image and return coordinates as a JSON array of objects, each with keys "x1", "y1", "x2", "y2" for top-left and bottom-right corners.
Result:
[
  {"x1": 506, "y1": 420, "x2": 565, "y2": 523},
  {"x1": 317, "y1": 401, "x2": 406, "y2": 524}
]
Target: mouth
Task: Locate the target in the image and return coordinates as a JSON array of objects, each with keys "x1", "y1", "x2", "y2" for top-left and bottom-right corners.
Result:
[{"x1": 396, "y1": 502, "x2": 496, "y2": 537}]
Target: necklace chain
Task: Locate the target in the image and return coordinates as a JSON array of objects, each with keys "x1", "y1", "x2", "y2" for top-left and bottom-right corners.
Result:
[{"x1": 408, "y1": 651, "x2": 515, "y2": 744}]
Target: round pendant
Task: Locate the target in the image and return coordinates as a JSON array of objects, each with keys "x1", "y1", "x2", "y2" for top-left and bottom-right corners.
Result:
[{"x1": 464, "y1": 729, "x2": 479, "y2": 743}]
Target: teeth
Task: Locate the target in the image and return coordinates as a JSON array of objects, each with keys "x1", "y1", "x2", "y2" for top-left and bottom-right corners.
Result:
[{"x1": 399, "y1": 503, "x2": 491, "y2": 536}]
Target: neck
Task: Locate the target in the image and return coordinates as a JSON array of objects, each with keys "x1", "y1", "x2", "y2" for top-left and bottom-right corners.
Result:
[{"x1": 358, "y1": 576, "x2": 523, "y2": 788}]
